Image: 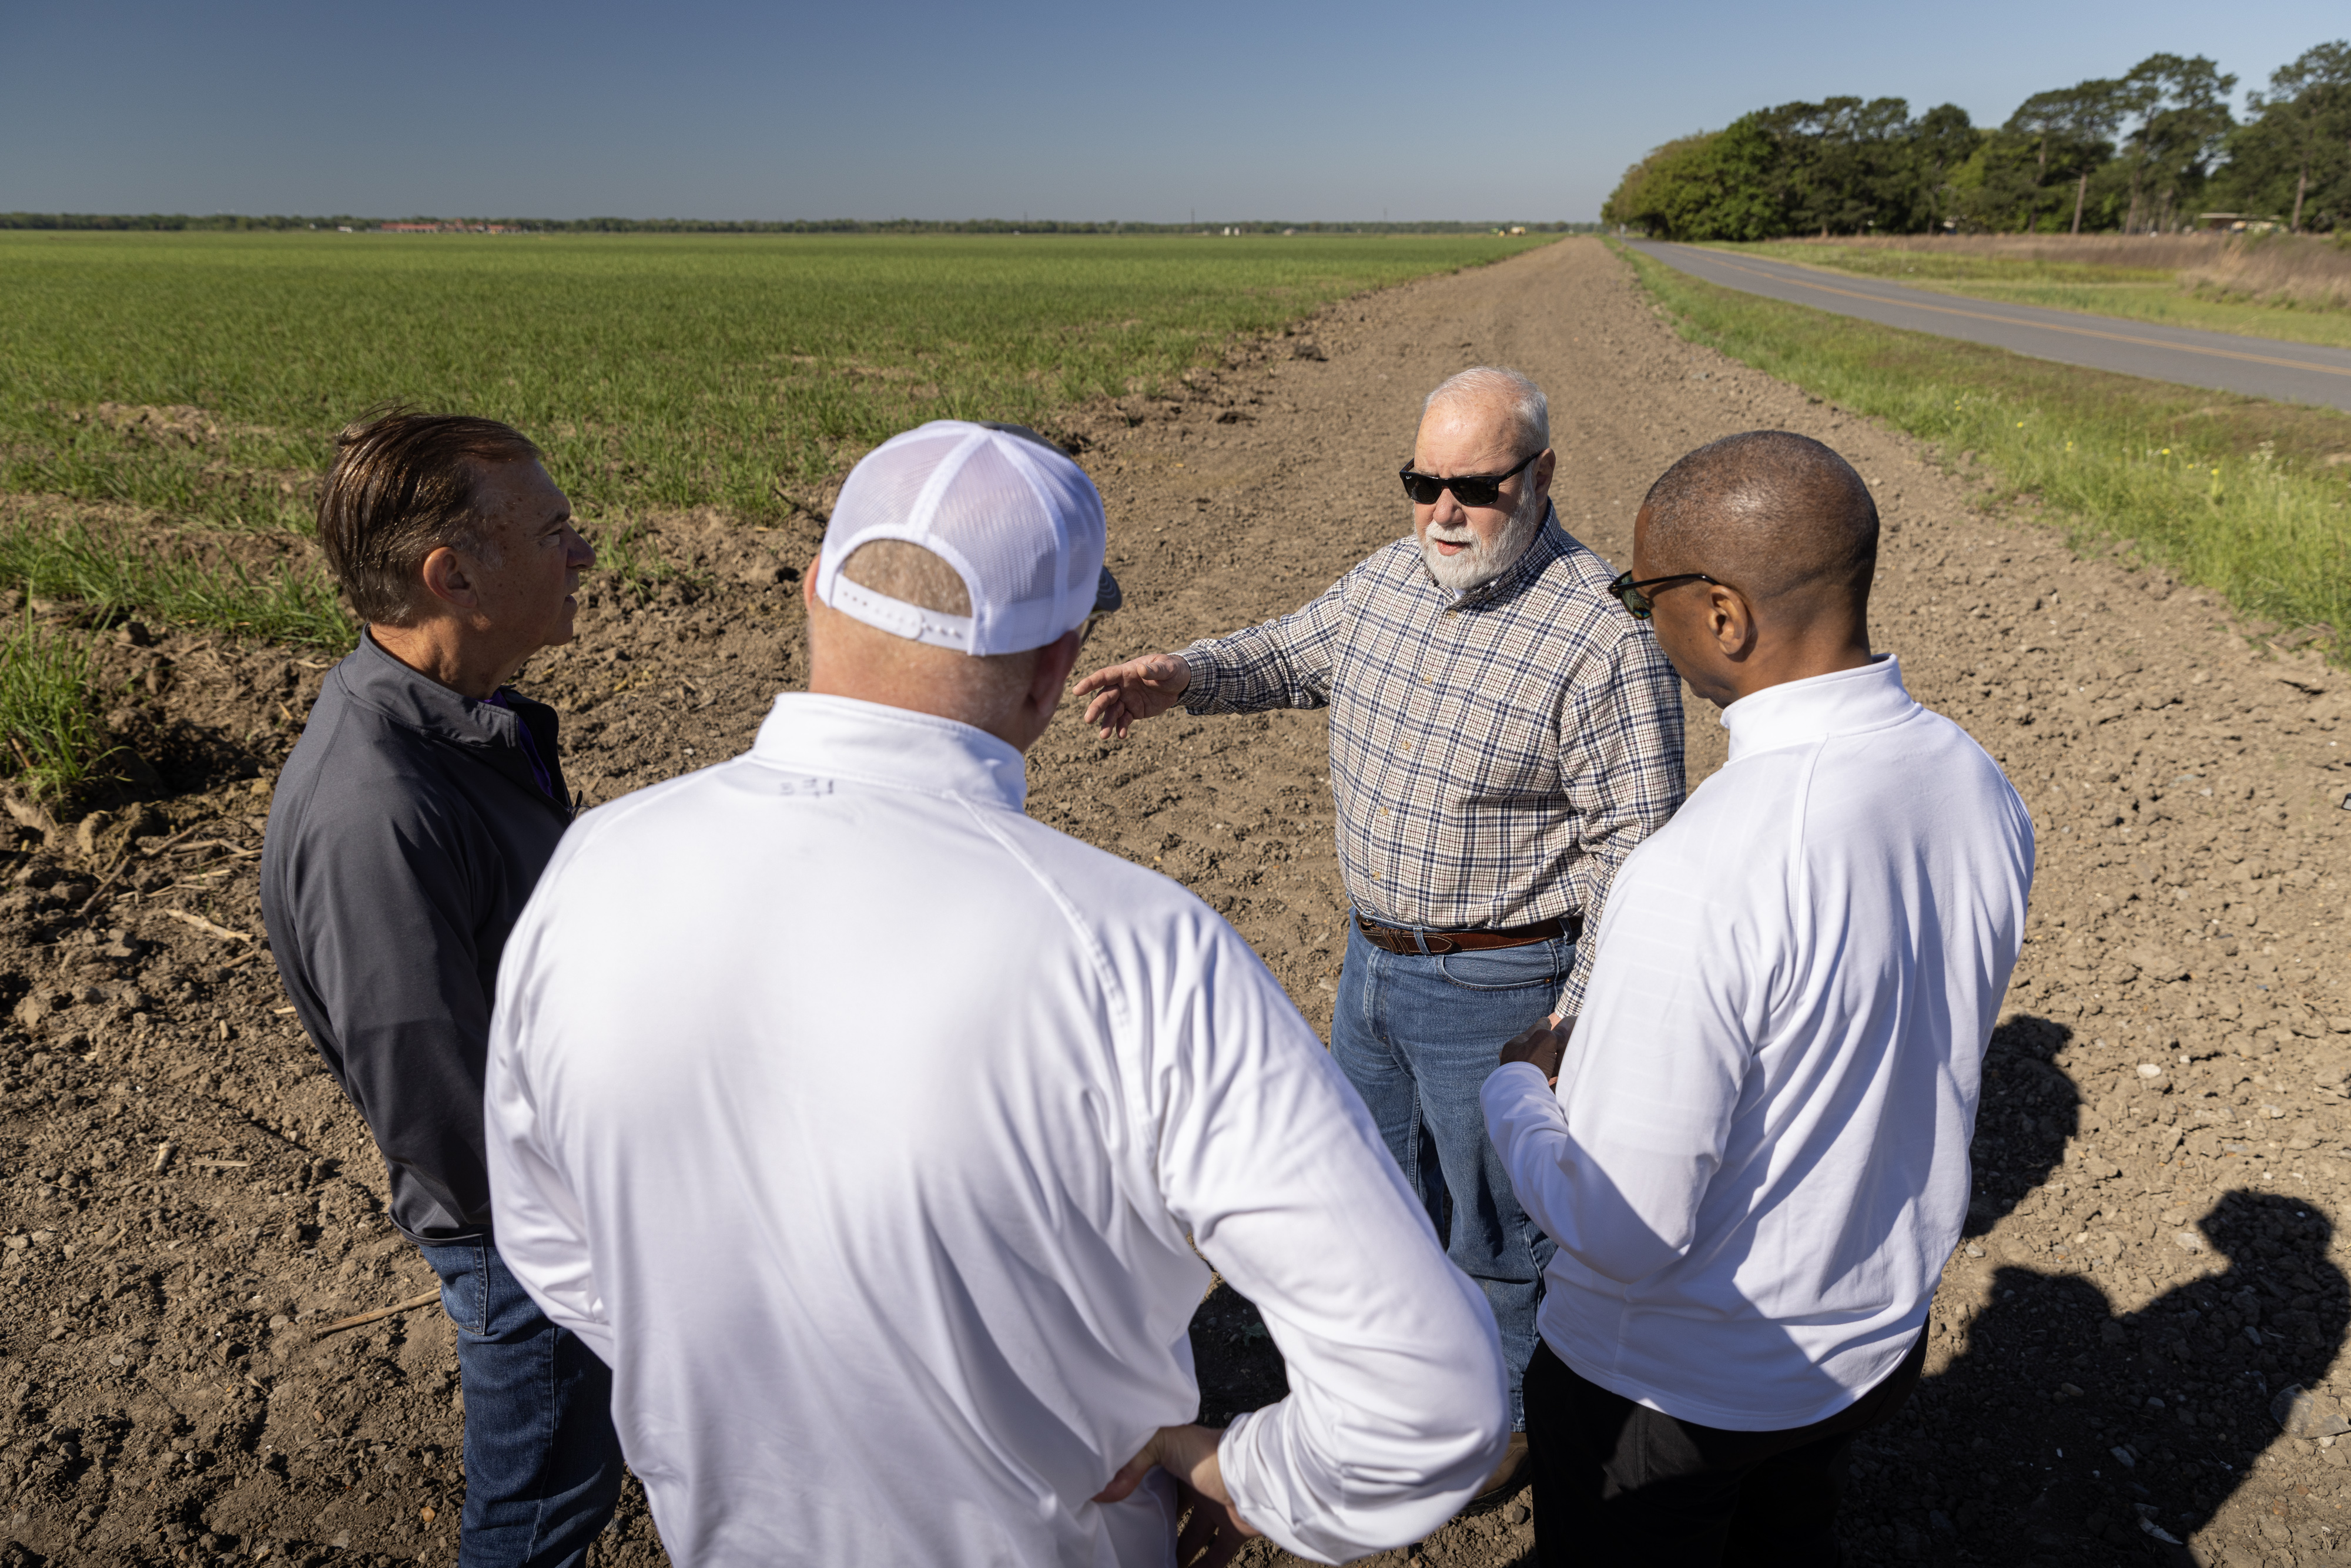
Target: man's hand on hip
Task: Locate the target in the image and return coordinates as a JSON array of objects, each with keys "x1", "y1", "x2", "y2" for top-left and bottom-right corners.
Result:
[
  {"x1": 1094, "y1": 1422, "x2": 1258, "y2": 1567},
  {"x1": 1073, "y1": 654, "x2": 1192, "y2": 738},
  {"x1": 1498, "y1": 1016, "x2": 1574, "y2": 1086}
]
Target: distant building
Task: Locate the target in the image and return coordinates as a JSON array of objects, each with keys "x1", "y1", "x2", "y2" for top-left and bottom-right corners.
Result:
[{"x1": 376, "y1": 222, "x2": 523, "y2": 233}]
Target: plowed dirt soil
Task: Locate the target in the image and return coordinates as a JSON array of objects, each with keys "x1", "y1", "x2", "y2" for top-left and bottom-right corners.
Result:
[{"x1": 4, "y1": 237, "x2": 2348, "y2": 1567}]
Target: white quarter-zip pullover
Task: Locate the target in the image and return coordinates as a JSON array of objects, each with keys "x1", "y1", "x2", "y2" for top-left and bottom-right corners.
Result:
[
  {"x1": 485, "y1": 693, "x2": 1508, "y2": 1566},
  {"x1": 1483, "y1": 656, "x2": 2034, "y2": 1430}
]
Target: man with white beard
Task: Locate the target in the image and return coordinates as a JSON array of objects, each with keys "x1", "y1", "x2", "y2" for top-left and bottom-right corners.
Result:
[{"x1": 1074, "y1": 367, "x2": 1684, "y2": 1498}]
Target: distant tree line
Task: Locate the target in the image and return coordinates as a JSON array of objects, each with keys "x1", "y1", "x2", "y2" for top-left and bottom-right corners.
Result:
[
  {"x1": 0, "y1": 214, "x2": 1602, "y2": 236},
  {"x1": 1603, "y1": 40, "x2": 2351, "y2": 239}
]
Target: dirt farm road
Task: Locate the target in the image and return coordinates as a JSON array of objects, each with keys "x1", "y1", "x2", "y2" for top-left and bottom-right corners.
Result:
[
  {"x1": 1627, "y1": 239, "x2": 2351, "y2": 414},
  {"x1": 4, "y1": 237, "x2": 2350, "y2": 1568}
]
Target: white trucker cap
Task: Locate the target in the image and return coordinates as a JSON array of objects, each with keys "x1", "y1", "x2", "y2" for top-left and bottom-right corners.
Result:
[{"x1": 814, "y1": 420, "x2": 1120, "y2": 656}]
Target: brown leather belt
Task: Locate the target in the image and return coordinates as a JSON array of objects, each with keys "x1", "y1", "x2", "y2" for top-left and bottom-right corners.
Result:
[{"x1": 1352, "y1": 912, "x2": 1580, "y2": 955}]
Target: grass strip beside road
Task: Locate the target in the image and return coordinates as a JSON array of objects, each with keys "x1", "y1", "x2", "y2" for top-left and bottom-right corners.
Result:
[
  {"x1": 1614, "y1": 241, "x2": 2351, "y2": 659},
  {"x1": 1712, "y1": 242, "x2": 2351, "y2": 354}
]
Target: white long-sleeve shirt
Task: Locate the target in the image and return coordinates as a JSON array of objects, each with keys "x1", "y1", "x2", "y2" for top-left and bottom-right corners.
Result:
[
  {"x1": 1483, "y1": 656, "x2": 2033, "y2": 1431},
  {"x1": 484, "y1": 693, "x2": 1508, "y2": 1567}
]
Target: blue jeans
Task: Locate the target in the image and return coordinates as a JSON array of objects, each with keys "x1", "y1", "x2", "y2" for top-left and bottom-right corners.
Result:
[
  {"x1": 1331, "y1": 917, "x2": 1568, "y2": 1430},
  {"x1": 418, "y1": 1238, "x2": 625, "y2": 1568}
]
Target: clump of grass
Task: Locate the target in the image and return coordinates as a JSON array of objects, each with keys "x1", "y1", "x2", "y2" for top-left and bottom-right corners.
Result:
[
  {"x1": 0, "y1": 521, "x2": 354, "y2": 649},
  {"x1": 2179, "y1": 234, "x2": 2351, "y2": 313},
  {"x1": 592, "y1": 518, "x2": 689, "y2": 605},
  {"x1": 0, "y1": 612, "x2": 108, "y2": 801},
  {"x1": 1615, "y1": 241, "x2": 2351, "y2": 658}
]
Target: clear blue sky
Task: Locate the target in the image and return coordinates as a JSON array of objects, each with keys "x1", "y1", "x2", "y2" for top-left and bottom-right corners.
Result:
[{"x1": 1, "y1": 0, "x2": 2340, "y2": 223}]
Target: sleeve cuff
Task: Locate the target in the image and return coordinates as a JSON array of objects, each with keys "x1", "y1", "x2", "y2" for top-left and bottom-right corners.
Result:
[{"x1": 1177, "y1": 645, "x2": 1223, "y2": 714}]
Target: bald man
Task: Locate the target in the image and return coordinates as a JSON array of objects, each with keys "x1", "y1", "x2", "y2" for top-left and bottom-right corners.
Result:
[
  {"x1": 1076, "y1": 369, "x2": 1684, "y2": 1480},
  {"x1": 482, "y1": 421, "x2": 1508, "y2": 1566},
  {"x1": 1482, "y1": 431, "x2": 2035, "y2": 1564}
]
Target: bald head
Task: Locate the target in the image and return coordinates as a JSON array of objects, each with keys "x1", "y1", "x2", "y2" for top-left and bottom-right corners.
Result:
[
  {"x1": 1423, "y1": 366, "x2": 1549, "y2": 456},
  {"x1": 1631, "y1": 431, "x2": 1878, "y2": 708},
  {"x1": 803, "y1": 539, "x2": 1083, "y2": 753},
  {"x1": 1640, "y1": 431, "x2": 1877, "y2": 611}
]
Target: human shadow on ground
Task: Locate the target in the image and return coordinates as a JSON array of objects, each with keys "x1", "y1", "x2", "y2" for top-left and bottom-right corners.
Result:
[
  {"x1": 1180, "y1": 1014, "x2": 2351, "y2": 1567},
  {"x1": 1845, "y1": 1193, "x2": 2351, "y2": 1567},
  {"x1": 1840, "y1": 1014, "x2": 2351, "y2": 1566}
]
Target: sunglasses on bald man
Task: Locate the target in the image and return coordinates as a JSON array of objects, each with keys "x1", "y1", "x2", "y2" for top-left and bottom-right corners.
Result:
[{"x1": 1606, "y1": 569, "x2": 1739, "y2": 620}]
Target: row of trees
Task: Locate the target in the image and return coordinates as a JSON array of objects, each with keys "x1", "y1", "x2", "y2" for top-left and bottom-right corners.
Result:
[{"x1": 1603, "y1": 42, "x2": 2350, "y2": 240}]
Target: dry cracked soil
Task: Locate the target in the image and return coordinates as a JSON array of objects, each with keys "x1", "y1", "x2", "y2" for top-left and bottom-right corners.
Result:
[{"x1": 3, "y1": 237, "x2": 2349, "y2": 1568}]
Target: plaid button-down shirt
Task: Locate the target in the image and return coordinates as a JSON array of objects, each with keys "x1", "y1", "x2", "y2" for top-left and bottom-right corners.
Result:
[{"x1": 1178, "y1": 510, "x2": 1685, "y2": 1015}]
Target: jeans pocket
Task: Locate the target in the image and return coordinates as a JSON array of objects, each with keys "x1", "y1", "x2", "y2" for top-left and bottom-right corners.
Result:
[
  {"x1": 426, "y1": 1241, "x2": 491, "y2": 1337},
  {"x1": 1434, "y1": 939, "x2": 1565, "y2": 993}
]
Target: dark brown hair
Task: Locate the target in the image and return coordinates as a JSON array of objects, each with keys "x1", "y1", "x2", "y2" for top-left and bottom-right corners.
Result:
[{"x1": 316, "y1": 407, "x2": 542, "y2": 626}]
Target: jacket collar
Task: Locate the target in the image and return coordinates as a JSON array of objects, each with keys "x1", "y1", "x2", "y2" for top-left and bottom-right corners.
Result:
[
  {"x1": 333, "y1": 631, "x2": 569, "y2": 815},
  {"x1": 1720, "y1": 654, "x2": 1920, "y2": 763},
  {"x1": 749, "y1": 694, "x2": 1027, "y2": 814}
]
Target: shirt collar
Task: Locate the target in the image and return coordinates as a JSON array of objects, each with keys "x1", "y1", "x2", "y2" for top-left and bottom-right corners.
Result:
[
  {"x1": 749, "y1": 693, "x2": 1029, "y2": 813},
  {"x1": 1421, "y1": 505, "x2": 1569, "y2": 609},
  {"x1": 340, "y1": 631, "x2": 550, "y2": 778},
  {"x1": 1720, "y1": 654, "x2": 1920, "y2": 763}
]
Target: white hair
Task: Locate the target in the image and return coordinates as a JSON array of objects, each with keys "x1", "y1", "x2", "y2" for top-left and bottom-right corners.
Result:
[
  {"x1": 1423, "y1": 366, "x2": 1550, "y2": 455},
  {"x1": 1419, "y1": 467, "x2": 1549, "y2": 592}
]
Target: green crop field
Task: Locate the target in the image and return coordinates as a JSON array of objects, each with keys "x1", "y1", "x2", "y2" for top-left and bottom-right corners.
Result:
[
  {"x1": 0, "y1": 230, "x2": 1550, "y2": 534},
  {"x1": 1713, "y1": 240, "x2": 2351, "y2": 353},
  {"x1": 0, "y1": 228, "x2": 1548, "y2": 795}
]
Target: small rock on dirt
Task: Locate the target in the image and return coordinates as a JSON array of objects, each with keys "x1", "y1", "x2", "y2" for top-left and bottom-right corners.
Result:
[{"x1": 2271, "y1": 1385, "x2": 2351, "y2": 1438}]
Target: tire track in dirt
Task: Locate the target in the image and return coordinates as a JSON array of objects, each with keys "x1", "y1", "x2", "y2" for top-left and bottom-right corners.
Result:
[{"x1": 4, "y1": 237, "x2": 2348, "y2": 1566}]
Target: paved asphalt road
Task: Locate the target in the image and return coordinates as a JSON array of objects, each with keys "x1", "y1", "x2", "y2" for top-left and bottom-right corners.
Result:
[{"x1": 1628, "y1": 240, "x2": 2351, "y2": 413}]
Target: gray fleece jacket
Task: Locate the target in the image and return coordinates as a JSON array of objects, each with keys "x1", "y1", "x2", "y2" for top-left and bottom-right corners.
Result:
[{"x1": 261, "y1": 631, "x2": 572, "y2": 1245}]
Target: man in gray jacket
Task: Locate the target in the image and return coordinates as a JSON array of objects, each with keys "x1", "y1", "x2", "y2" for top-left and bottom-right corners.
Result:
[{"x1": 261, "y1": 410, "x2": 613, "y2": 1568}]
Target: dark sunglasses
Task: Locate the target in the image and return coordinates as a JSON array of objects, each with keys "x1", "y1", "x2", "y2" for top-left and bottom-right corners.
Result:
[
  {"x1": 1398, "y1": 450, "x2": 1540, "y2": 508},
  {"x1": 1607, "y1": 569, "x2": 1737, "y2": 619}
]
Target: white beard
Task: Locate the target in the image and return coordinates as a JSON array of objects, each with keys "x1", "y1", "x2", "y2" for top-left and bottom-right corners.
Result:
[{"x1": 1419, "y1": 487, "x2": 1548, "y2": 592}]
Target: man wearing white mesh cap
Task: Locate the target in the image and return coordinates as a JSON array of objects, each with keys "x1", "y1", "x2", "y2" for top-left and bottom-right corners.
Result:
[{"x1": 482, "y1": 420, "x2": 1509, "y2": 1566}]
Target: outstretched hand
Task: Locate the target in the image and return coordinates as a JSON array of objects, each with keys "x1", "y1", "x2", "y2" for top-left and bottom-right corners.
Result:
[
  {"x1": 1094, "y1": 1423, "x2": 1258, "y2": 1567},
  {"x1": 1498, "y1": 1014, "x2": 1574, "y2": 1085},
  {"x1": 1073, "y1": 653, "x2": 1193, "y2": 739}
]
